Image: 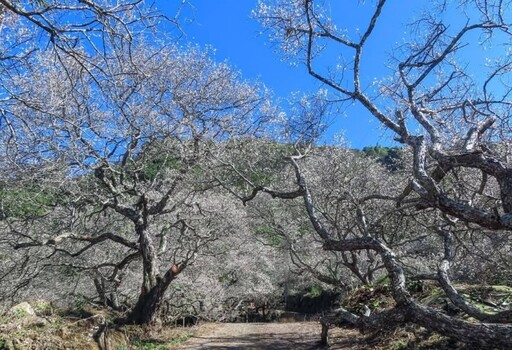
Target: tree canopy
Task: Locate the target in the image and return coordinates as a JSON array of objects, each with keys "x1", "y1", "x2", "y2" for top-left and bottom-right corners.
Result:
[{"x1": 0, "y1": 1, "x2": 511, "y2": 348}]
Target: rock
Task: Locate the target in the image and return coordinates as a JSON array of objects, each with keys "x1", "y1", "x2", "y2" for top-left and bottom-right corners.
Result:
[
  {"x1": 20, "y1": 316, "x2": 48, "y2": 328},
  {"x1": 8, "y1": 302, "x2": 35, "y2": 319},
  {"x1": 5, "y1": 302, "x2": 49, "y2": 331}
]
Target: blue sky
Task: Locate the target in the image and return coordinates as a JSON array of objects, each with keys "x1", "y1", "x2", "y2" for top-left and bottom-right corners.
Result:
[{"x1": 153, "y1": 1, "x2": 496, "y2": 149}]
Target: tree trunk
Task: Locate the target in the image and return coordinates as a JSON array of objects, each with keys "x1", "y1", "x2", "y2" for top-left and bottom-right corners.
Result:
[
  {"x1": 94, "y1": 277, "x2": 124, "y2": 311},
  {"x1": 323, "y1": 235, "x2": 512, "y2": 348},
  {"x1": 499, "y1": 170, "x2": 512, "y2": 213},
  {"x1": 320, "y1": 320, "x2": 329, "y2": 346},
  {"x1": 125, "y1": 266, "x2": 180, "y2": 325},
  {"x1": 94, "y1": 277, "x2": 108, "y2": 307},
  {"x1": 124, "y1": 223, "x2": 163, "y2": 324},
  {"x1": 125, "y1": 283, "x2": 166, "y2": 324},
  {"x1": 327, "y1": 302, "x2": 512, "y2": 349},
  {"x1": 408, "y1": 303, "x2": 512, "y2": 349},
  {"x1": 123, "y1": 223, "x2": 181, "y2": 324}
]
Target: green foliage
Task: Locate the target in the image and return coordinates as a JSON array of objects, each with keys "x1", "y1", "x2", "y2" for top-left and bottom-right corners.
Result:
[
  {"x1": 376, "y1": 275, "x2": 390, "y2": 285},
  {"x1": 219, "y1": 271, "x2": 238, "y2": 287},
  {"x1": 0, "y1": 187, "x2": 57, "y2": 219},
  {"x1": 248, "y1": 169, "x2": 274, "y2": 186},
  {"x1": 9, "y1": 307, "x2": 30, "y2": 320},
  {"x1": 305, "y1": 285, "x2": 323, "y2": 298},
  {"x1": 387, "y1": 338, "x2": 410, "y2": 350},
  {"x1": 254, "y1": 225, "x2": 285, "y2": 247},
  {"x1": 131, "y1": 334, "x2": 192, "y2": 350},
  {"x1": 406, "y1": 280, "x2": 425, "y2": 294},
  {"x1": 361, "y1": 145, "x2": 402, "y2": 171},
  {"x1": 362, "y1": 145, "x2": 389, "y2": 158},
  {"x1": 169, "y1": 333, "x2": 193, "y2": 347},
  {"x1": 0, "y1": 338, "x2": 14, "y2": 350},
  {"x1": 31, "y1": 300, "x2": 53, "y2": 316},
  {"x1": 132, "y1": 339, "x2": 168, "y2": 350},
  {"x1": 140, "y1": 156, "x2": 182, "y2": 181}
]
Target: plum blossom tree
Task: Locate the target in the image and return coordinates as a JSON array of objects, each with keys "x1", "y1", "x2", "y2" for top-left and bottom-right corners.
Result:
[
  {"x1": 0, "y1": 38, "x2": 274, "y2": 324},
  {"x1": 252, "y1": 0, "x2": 512, "y2": 347},
  {"x1": 0, "y1": 0, "x2": 185, "y2": 144},
  {"x1": 0, "y1": 0, "x2": 176, "y2": 313}
]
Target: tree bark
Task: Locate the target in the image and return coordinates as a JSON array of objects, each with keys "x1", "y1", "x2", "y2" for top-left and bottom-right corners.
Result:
[
  {"x1": 408, "y1": 303, "x2": 512, "y2": 349},
  {"x1": 124, "y1": 223, "x2": 164, "y2": 324},
  {"x1": 245, "y1": 144, "x2": 512, "y2": 348},
  {"x1": 125, "y1": 283, "x2": 166, "y2": 324},
  {"x1": 125, "y1": 264, "x2": 180, "y2": 324},
  {"x1": 124, "y1": 224, "x2": 181, "y2": 324},
  {"x1": 324, "y1": 236, "x2": 512, "y2": 348}
]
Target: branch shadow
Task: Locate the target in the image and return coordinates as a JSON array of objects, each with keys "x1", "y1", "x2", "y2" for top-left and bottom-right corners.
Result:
[{"x1": 179, "y1": 331, "x2": 326, "y2": 349}]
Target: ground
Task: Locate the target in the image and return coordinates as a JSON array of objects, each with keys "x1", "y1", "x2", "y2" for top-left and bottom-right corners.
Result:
[
  {"x1": 176, "y1": 322, "x2": 480, "y2": 350},
  {"x1": 1, "y1": 296, "x2": 494, "y2": 349},
  {"x1": 176, "y1": 322, "x2": 364, "y2": 350}
]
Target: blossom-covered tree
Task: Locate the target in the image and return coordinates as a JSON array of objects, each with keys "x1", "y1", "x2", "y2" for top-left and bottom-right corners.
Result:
[
  {"x1": 251, "y1": 0, "x2": 512, "y2": 347},
  {"x1": 1, "y1": 38, "x2": 273, "y2": 324}
]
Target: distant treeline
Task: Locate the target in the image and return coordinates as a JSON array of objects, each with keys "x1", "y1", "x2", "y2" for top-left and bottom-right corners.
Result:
[{"x1": 359, "y1": 145, "x2": 402, "y2": 171}]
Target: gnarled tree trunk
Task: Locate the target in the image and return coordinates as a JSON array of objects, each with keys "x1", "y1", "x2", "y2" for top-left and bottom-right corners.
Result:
[{"x1": 124, "y1": 223, "x2": 181, "y2": 325}]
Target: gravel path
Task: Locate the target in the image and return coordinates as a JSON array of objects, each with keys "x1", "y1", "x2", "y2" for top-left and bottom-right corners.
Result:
[{"x1": 177, "y1": 322, "x2": 364, "y2": 350}]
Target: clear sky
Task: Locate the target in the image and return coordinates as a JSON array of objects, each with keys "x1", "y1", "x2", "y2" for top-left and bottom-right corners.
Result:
[{"x1": 153, "y1": 1, "x2": 489, "y2": 149}]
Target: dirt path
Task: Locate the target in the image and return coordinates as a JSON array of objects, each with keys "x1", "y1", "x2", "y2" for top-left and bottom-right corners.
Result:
[{"x1": 177, "y1": 322, "x2": 364, "y2": 350}]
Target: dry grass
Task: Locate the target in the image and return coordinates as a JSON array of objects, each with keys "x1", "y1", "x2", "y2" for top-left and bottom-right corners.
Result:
[{"x1": 0, "y1": 305, "x2": 195, "y2": 350}]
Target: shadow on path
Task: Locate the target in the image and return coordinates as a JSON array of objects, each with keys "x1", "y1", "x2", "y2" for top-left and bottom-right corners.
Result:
[{"x1": 177, "y1": 322, "x2": 372, "y2": 350}]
